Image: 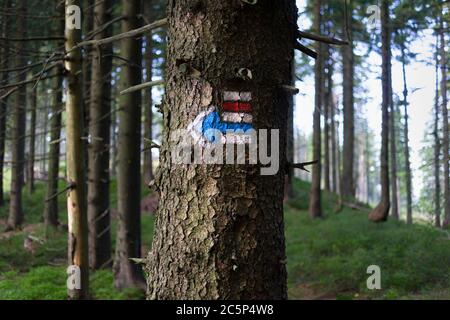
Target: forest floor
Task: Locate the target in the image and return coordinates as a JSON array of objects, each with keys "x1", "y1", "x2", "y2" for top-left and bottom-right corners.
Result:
[{"x1": 1, "y1": 179, "x2": 450, "y2": 300}]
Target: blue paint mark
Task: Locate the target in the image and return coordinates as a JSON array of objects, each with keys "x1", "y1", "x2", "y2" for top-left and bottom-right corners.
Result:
[{"x1": 201, "y1": 111, "x2": 253, "y2": 142}]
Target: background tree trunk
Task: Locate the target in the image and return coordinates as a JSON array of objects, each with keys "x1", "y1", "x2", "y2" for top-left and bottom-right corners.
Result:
[
  {"x1": 146, "y1": 0, "x2": 296, "y2": 299},
  {"x1": 440, "y1": 9, "x2": 449, "y2": 227},
  {"x1": 113, "y1": 0, "x2": 145, "y2": 290},
  {"x1": 7, "y1": 0, "x2": 27, "y2": 230},
  {"x1": 309, "y1": 0, "x2": 323, "y2": 219},
  {"x1": 143, "y1": 1, "x2": 155, "y2": 185},
  {"x1": 65, "y1": 0, "x2": 89, "y2": 300},
  {"x1": 433, "y1": 35, "x2": 441, "y2": 228},
  {"x1": 389, "y1": 98, "x2": 399, "y2": 220},
  {"x1": 400, "y1": 42, "x2": 412, "y2": 225},
  {"x1": 88, "y1": 0, "x2": 113, "y2": 270},
  {"x1": 341, "y1": 6, "x2": 355, "y2": 200},
  {"x1": 369, "y1": 0, "x2": 391, "y2": 222},
  {"x1": 0, "y1": 0, "x2": 11, "y2": 207},
  {"x1": 27, "y1": 86, "x2": 37, "y2": 194},
  {"x1": 44, "y1": 4, "x2": 65, "y2": 228}
]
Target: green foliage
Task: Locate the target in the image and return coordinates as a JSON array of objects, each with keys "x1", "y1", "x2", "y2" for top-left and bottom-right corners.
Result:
[{"x1": 286, "y1": 180, "x2": 450, "y2": 299}]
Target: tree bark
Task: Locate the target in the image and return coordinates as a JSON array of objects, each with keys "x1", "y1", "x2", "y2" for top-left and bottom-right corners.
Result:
[
  {"x1": 369, "y1": 0, "x2": 391, "y2": 222},
  {"x1": 65, "y1": 0, "x2": 89, "y2": 300},
  {"x1": 87, "y1": 0, "x2": 113, "y2": 270},
  {"x1": 113, "y1": 0, "x2": 145, "y2": 290},
  {"x1": 309, "y1": 0, "x2": 323, "y2": 219},
  {"x1": 440, "y1": 9, "x2": 450, "y2": 228},
  {"x1": 341, "y1": 5, "x2": 355, "y2": 201},
  {"x1": 7, "y1": 0, "x2": 27, "y2": 230},
  {"x1": 146, "y1": 0, "x2": 296, "y2": 299}
]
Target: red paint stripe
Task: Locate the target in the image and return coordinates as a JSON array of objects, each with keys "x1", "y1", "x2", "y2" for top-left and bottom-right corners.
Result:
[
  {"x1": 222, "y1": 102, "x2": 252, "y2": 112},
  {"x1": 238, "y1": 102, "x2": 252, "y2": 112}
]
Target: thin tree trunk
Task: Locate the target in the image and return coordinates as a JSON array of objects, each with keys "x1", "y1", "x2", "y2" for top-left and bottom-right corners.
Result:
[
  {"x1": 324, "y1": 46, "x2": 333, "y2": 192},
  {"x1": 285, "y1": 58, "x2": 295, "y2": 199},
  {"x1": 143, "y1": 1, "x2": 154, "y2": 185},
  {"x1": 88, "y1": 0, "x2": 113, "y2": 270},
  {"x1": 7, "y1": 0, "x2": 27, "y2": 230},
  {"x1": 113, "y1": 0, "x2": 145, "y2": 290},
  {"x1": 309, "y1": 0, "x2": 323, "y2": 219},
  {"x1": 389, "y1": 88, "x2": 399, "y2": 220},
  {"x1": 146, "y1": 0, "x2": 296, "y2": 299},
  {"x1": 44, "y1": 70, "x2": 63, "y2": 228},
  {"x1": 440, "y1": 9, "x2": 450, "y2": 227},
  {"x1": 27, "y1": 86, "x2": 37, "y2": 194},
  {"x1": 369, "y1": 0, "x2": 391, "y2": 222},
  {"x1": 400, "y1": 41, "x2": 412, "y2": 225},
  {"x1": 44, "y1": 4, "x2": 65, "y2": 228},
  {"x1": 434, "y1": 32, "x2": 441, "y2": 228},
  {"x1": 0, "y1": 0, "x2": 11, "y2": 207},
  {"x1": 331, "y1": 94, "x2": 338, "y2": 194},
  {"x1": 65, "y1": 0, "x2": 89, "y2": 300},
  {"x1": 341, "y1": 4, "x2": 355, "y2": 200}
]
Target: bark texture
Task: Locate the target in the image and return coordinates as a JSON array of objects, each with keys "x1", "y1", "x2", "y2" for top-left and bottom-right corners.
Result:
[
  {"x1": 146, "y1": 0, "x2": 297, "y2": 299},
  {"x1": 113, "y1": 0, "x2": 145, "y2": 290},
  {"x1": 88, "y1": 0, "x2": 113, "y2": 270}
]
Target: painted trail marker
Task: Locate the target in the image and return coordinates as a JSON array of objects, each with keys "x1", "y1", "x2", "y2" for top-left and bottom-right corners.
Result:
[{"x1": 187, "y1": 91, "x2": 255, "y2": 145}]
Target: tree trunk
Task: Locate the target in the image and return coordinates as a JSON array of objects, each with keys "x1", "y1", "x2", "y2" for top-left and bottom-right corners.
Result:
[
  {"x1": 400, "y1": 41, "x2": 412, "y2": 225},
  {"x1": 7, "y1": 0, "x2": 27, "y2": 230},
  {"x1": 369, "y1": 0, "x2": 391, "y2": 222},
  {"x1": 44, "y1": 5, "x2": 65, "y2": 228},
  {"x1": 389, "y1": 98, "x2": 399, "y2": 220},
  {"x1": 330, "y1": 94, "x2": 338, "y2": 194},
  {"x1": 145, "y1": 0, "x2": 296, "y2": 299},
  {"x1": 88, "y1": 0, "x2": 113, "y2": 270},
  {"x1": 434, "y1": 33, "x2": 441, "y2": 228},
  {"x1": 0, "y1": 0, "x2": 11, "y2": 207},
  {"x1": 341, "y1": 6, "x2": 355, "y2": 201},
  {"x1": 324, "y1": 46, "x2": 333, "y2": 192},
  {"x1": 143, "y1": 1, "x2": 155, "y2": 185},
  {"x1": 44, "y1": 70, "x2": 63, "y2": 228},
  {"x1": 440, "y1": 9, "x2": 450, "y2": 228},
  {"x1": 27, "y1": 86, "x2": 37, "y2": 194},
  {"x1": 309, "y1": 0, "x2": 323, "y2": 219},
  {"x1": 65, "y1": 0, "x2": 89, "y2": 300},
  {"x1": 285, "y1": 59, "x2": 295, "y2": 200},
  {"x1": 113, "y1": 0, "x2": 145, "y2": 290}
]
